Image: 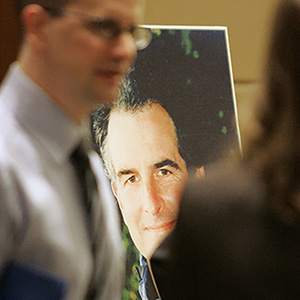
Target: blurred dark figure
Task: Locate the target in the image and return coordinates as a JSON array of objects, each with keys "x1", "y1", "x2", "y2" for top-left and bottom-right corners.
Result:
[{"x1": 150, "y1": 0, "x2": 300, "y2": 299}]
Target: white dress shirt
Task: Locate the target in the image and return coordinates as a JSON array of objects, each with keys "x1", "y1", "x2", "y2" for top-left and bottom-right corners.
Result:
[{"x1": 0, "y1": 64, "x2": 124, "y2": 300}]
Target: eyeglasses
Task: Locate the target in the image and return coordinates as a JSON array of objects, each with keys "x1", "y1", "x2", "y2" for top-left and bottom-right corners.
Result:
[{"x1": 41, "y1": 6, "x2": 152, "y2": 50}]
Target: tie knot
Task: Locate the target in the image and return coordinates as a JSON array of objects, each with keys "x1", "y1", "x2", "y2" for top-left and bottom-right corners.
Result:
[
  {"x1": 70, "y1": 143, "x2": 97, "y2": 225},
  {"x1": 71, "y1": 145, "x2": 89, "y2": 170}
]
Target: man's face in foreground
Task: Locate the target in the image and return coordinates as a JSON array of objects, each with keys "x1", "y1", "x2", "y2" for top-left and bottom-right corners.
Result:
[
  {"x1": 41, "y1": 0, "x2": 141, "y2": 106},
  {"x1": 106, "y1": 103, "x2": 188, "y2": 258}
]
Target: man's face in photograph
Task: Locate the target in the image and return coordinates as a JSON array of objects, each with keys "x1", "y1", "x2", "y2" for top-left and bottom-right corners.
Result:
[{"x1": 106, "y1": 103, "x2": 188, "y2": 258}]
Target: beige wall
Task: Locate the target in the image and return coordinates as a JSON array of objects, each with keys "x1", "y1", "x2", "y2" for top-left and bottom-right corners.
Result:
[
  {"x1": 144, "y1": 0, "x2": 280, "y2": 140},
  {"x1": 144, "y1": 0, "x2": 279, "y2": 81}
]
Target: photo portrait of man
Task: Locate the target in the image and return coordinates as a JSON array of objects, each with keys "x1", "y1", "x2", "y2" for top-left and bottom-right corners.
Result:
[
  {"x1": 93, "y1": 27, "x2": 239, "y2": 300},
  {"x1": 92, "y1": 88, "x2": 204, "y2": 299}
]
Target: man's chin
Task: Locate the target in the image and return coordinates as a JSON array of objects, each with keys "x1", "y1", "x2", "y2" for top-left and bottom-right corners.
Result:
[
  {"x1": 90, "y1": 87, "x2": 120, "y2": 105},
  {"x1": 142, "y1": 233, "x2": 173, "y2": 259}
]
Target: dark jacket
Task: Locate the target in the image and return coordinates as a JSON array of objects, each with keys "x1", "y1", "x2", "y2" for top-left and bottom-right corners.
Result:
[{"x1": 151, "y1": 162, "x2": 300, "y2": 300}]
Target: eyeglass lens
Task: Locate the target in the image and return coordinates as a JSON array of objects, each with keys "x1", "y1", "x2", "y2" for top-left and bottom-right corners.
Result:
[{"x1": 42, "y1": 6, "x2": 152, "y2": 50}]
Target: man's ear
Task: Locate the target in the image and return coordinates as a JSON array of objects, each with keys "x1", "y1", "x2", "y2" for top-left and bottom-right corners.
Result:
[
  {"x1": 195, "y1": 166, "x2": 205, "y2": 179},
  {"x1": 21, "y1": 4, "x2": 49, "y2": 51},
  {"x1": 111, "y1": 182, "x2": 123, "y2": 210}
]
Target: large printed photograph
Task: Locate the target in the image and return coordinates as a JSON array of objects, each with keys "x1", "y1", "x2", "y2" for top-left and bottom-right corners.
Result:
[{"x1": 92, "y1": 26, "x2": 240, "y2": 300}]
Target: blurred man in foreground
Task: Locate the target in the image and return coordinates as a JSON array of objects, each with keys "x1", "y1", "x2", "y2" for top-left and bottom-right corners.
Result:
[{"x1": 0, "y1": 0, "x2": 148, "y2": 298}]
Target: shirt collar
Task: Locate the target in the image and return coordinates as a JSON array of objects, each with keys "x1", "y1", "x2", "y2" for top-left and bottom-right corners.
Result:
[{"x1": 1, "y1": 64, "x2": 89, "y2": 163}]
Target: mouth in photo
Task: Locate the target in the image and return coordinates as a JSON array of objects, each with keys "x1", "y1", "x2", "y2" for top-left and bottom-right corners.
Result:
[{"x1": 145, "y1": 220, "x2": 176, "y2": 233}]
